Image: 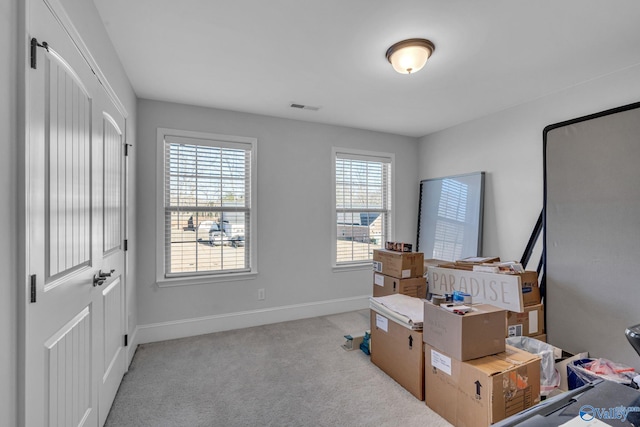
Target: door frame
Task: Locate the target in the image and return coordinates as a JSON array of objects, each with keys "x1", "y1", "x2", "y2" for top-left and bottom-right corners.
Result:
[{"x1": 19, "y1": 0, "x2": 131, "y2": 424}]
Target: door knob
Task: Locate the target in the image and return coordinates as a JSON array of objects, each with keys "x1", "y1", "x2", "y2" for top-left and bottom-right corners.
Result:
[
  {"x1": 93, "y1": 269, "x2": 116, "y2": 286},
  {"x1": 93, "y1": 273, "x2": 105, "y2": 287},
  {"x1": 99, "y1": 269, "x2": 115, "y2": 278}
]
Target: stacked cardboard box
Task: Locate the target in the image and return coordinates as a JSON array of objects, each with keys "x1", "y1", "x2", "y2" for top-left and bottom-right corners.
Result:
[
  {"x1": 424, "y1": 343, "x2": 541, "y2": 427},
  {"x1": 373, "y1": 249, "x2": 424, "y2": 279},
  {"x1": 423, "y1": 301, "x2": 506, "y2": 361},
  {"x1": 372, "y1": 249, "x2": 426, "y2": 298},
  {"x1": 373, "y1": 274, "x2": 426, "y2": 298},
  {"x1": 426, "y1": 259, "x2": 544, "y2": 337},
  {"x1": 507, "y1": 303, "x2": 544, "y2": 338},
  {"x1": 370, "y1": 309, "x2": 424, "y2": 400},
  {"x1": 422, "y1": 300, "x2": 541, "y2": 427},
  {"x1": 370, "y1": 251, "x2": 426, "y2": 400},
  {"x1": 505, "y1": 271, "x2": 545, "y2": 338}
]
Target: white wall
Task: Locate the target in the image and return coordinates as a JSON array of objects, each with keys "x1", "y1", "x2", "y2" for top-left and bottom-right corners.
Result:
[
  {"x1": 135, "y1": 99, "x2": 419, "y2": 341},
  {"x1": 418, "y1": 64, "x2": 640, "y2": 261},
  {"x1": 2, "y1": 0, "x2": 18, "y2": 425}
]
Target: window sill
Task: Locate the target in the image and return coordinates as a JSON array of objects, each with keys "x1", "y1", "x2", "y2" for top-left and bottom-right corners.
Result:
[
  {"x1": 156, "y1": 271, "x2": 258, "y2": 288},
  {"x1": 332, "y1": 262, "x2": 373, "y2": 273}
]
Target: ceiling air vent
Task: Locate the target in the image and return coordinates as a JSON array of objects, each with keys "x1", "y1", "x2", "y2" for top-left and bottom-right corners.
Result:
[{"x1": 290, "y1": 103, "x2": 320, "y2": 111}]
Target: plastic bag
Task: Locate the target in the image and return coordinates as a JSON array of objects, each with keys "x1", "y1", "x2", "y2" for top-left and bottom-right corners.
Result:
[
  {"x1": 567, "y1": 358, "x2": 637, "y2": 389},
  {"x1": 567, "y1": 358, "x2": 600, "y2": 390},
  {"x1": 506, "y1": 336, "x2": 561, "y2": 396}
]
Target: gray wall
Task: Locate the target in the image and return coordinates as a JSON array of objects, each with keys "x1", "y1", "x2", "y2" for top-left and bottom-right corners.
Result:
[
  {"x1": 418, "y1": 64, "x2": 640, "y2": 261},
  {"x1": 418, "y1": 64, "x2": 640, "y2": 359},
  {"x1": 2, "y1": 0, "x2": 18, "y2": 425},
  {"x1": 136, "y1": 99, "x2": 419, "y2": 328}
]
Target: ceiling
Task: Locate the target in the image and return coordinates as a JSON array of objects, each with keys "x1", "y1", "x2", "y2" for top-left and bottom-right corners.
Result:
[{"x1": 93, "y1": 0, "x2": 640, "y2": 138}]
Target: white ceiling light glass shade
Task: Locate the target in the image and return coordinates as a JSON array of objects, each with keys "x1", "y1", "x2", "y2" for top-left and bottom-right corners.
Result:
[{"x1": 386, "y1": 38, "x2": 435, "y2": 74}]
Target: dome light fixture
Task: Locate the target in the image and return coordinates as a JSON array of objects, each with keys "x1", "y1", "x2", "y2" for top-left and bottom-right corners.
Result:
[{"x1": 386, "y1": 38, "x2": 435, "y2": 74}]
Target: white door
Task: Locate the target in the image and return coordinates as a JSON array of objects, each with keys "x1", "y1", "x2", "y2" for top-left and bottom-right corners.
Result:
[
  {"x1": 95, "y1": 85, "x2": 127, "y2": 427},
  {"x1": 25, "y1": 0, "x2": 127, "y2": 425}
]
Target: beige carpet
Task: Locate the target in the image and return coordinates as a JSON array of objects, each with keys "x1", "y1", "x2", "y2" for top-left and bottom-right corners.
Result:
[{"x1": 105, "y1": 310, "x2": 452, "y2": 427}]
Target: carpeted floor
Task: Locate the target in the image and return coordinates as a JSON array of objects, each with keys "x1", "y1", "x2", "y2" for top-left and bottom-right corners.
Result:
[{"x1": 105, "y1": 310, "x2": 452, "y2": 427}]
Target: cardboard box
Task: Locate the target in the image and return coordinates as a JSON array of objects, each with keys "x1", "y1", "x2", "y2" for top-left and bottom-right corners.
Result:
[
  {"x1": 373, "y1": 273, "x2": 427, "y2": 298},
  {"x1": 425, "y1": 343, "x2": 541, "y2": 427},
  {"x1": 341, "y1": 333, "x2": 364, "y2": 351},
  {"x1": 370, "y1": 309, "x2": 424, "y2": 400},
  {"x1": 519, "y1": 271, "x2": 541, "y2": 307},
  {"x1": 556, "y1": 352, "x2": 589, "y2": 391},
  {"x1": 423, "y1": 301, "x2": 506, "y2": 361},
  {"x1": 373, "y1": 249, "x2": 424, "y2": 279},
  {"x1": 507, "y1": 303, "x2": 545, "y2": 337}
]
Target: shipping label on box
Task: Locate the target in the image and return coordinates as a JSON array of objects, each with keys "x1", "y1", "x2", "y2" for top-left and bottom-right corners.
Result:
[
  {"x1": 423, "y1": 301, "x2": 505, "y2": 361},
  {"x1": 373, "y1": 249, "x2": 424, "y2": 279},
  {"x1": 372, "y1": 273, "x2": 427, "y2": 298},
  {"x1": 427, "y1": 266, "x2": 525, "y2": 312}
]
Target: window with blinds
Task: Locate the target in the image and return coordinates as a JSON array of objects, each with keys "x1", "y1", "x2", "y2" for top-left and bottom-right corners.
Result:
[
  {"x1": 163, "y1": 133, "x2": 254, "y2": 277},
  {"x1": 334, "y1": 149, "x2": 393, "y2": 265}
]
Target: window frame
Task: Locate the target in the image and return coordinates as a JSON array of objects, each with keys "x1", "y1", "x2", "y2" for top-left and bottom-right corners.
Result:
[
  {"x1": 331, "y1": 147, "x2": 395, "y2": 271},
  {"x1": 155, "y1": 128, "x2": 258, "y2": 286}
]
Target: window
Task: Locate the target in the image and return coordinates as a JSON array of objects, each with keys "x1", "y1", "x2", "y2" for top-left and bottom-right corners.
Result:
[
  {"x1": 333, "y1": 148, "x2": 393, "y2": 266},
  {"x1": 157, "y1": 129, "x2": 256, "y2": 281}
]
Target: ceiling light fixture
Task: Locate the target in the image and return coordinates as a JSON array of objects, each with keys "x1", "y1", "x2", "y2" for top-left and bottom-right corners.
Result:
[{"x1": 386, "y1": 38, "x2": 435, "y2": 74}]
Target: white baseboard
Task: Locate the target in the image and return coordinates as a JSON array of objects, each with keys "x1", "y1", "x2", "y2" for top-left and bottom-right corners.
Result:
[{"x1": 134, "y1": 295, "x2": 370, "y2": 345}]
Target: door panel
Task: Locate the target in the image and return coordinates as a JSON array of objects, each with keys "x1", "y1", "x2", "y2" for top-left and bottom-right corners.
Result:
[
  {"x1": 100, "y1": 278, "x2": 123, "y2": 422},
  {"x1": 45, "y1": 43, "x2": 92, "y2": 280},
  {"x1": 45, "y1": 307, "x2": 92, "y2": 427},
  {"x1": 102, "y1": 113, "x2": 122, "y2": 255}
]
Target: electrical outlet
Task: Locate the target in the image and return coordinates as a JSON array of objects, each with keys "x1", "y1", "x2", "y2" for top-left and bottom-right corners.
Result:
[{"x1": 258, "y1": 288, "x2": 266, "y2": 300}]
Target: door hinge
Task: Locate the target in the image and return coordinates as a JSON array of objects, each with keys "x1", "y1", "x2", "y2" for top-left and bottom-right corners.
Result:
[
  {"x1": 124, "y1": 143, "x2": 131, "y2": 156},
  {"x1": 30, "y1": 274, "x2": 37, "y2": 303},
  {"x1": 123, "y1": 239, "x2": 128, "y2": 251},
  {"x1": 124, "y1": 334, "x2": 129, "y2": 347},
  {"x1": 30, "y1": 38, "x2": 49, "y2": 70}
]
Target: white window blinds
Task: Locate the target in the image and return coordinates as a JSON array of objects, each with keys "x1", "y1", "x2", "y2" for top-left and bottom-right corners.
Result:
[
  {"x1": 335, "y1": 150, "x2": 392, "y2": 265},
  {"x1": 163, "y1": 134, "x2": 253, "y2": 277}
]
